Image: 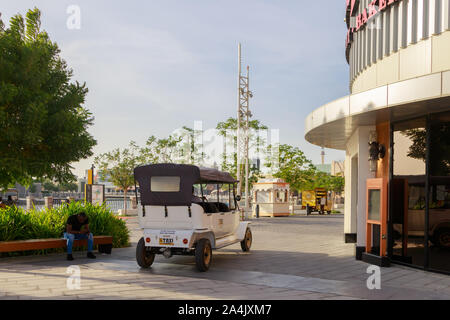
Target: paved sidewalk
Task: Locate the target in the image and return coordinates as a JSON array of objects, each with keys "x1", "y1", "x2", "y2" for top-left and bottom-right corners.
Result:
[{"x1": 0, "y1": 215, "x2": 449, "y2": 300}]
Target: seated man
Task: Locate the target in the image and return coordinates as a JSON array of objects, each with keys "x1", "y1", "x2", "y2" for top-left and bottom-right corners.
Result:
[
  {"x1": 5, "y1": 196, "x2": 15, "y2": 207},
  {"x1": 63, "y1": 211, "x2": 96, "y2": 261}
]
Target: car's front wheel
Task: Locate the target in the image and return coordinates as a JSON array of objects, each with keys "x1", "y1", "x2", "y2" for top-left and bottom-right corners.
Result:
[
  {"x1": 136, "y1": 237, "x2": 155, "y2": 268},
  {"x1": 241, "y1": 228, "x2": 252, "y2": 252},
  {"x1": 195, "y1": 239, "x2": 212, "y2": 272}
]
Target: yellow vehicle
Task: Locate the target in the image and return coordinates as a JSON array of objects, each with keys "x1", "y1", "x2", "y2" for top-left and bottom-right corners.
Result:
[{"x1": 301, "y1": 188, "x2": 332, "y2": 215}]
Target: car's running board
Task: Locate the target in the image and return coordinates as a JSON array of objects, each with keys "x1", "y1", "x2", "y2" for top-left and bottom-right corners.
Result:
[{"x1": 214, "y1": 236, "x2": 241, "y2": 249}]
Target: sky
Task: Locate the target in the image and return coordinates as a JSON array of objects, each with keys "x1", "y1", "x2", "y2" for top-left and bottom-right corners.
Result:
[{"x1": 1, "y1": 0, "x2": 349, "y2": 179}]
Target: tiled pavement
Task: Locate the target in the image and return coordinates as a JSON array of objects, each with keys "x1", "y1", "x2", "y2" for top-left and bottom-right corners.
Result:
[{"x1": 0, "y1": 215, "x2": 449, "y2": 300}]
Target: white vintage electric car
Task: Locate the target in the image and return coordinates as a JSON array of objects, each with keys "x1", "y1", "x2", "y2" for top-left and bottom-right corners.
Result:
[{"x1": 133, "y1": 163, "x2": 252, "y2": 272}]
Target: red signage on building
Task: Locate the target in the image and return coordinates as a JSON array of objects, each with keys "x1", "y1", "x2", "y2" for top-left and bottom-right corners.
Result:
[{"x1": 346, "y1": 0, "x2": 401, "y2": 48}]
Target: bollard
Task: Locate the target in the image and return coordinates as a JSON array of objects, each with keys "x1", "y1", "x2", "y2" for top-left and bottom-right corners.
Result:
[
  {"x1": 256, "y1": 204, "x2": 260, "y2": 218},
  {"x1": 130, "y1": 196, "x2": 137, "y2": 209},
  {"x1": 44, "y1": 196, "x2": 53, "y2": 209},
  {"x1": 26, "y1": 196, "x2": 33, "y2": 211}
]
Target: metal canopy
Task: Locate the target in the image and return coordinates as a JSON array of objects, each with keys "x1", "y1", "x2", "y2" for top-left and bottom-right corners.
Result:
[{"x1": 305, "y1": 72, "x2": 450, "y2": 150}]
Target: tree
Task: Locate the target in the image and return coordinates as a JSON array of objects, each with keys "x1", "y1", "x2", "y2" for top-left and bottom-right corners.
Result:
[
  {"x1": 266, "y1": 144, "x2": 316, "y2": 193},
  {"x1": 139, "y1": 135, "x2": 182, "y2": 164},
  {"x1": 42, "y1": 178, "x2": 78, "y2": 192},
  {"x1": 0, "y1": 8, "x2": 96, "y2": 189},
  {"x1": 216, "y1": 117, "x2": 267, "y2": 191},
  {"x1": 95, "y1": 142, "x2": 143, "y2": 214}
]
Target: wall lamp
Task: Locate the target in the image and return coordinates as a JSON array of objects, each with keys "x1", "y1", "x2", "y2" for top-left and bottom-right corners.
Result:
[{"x1": 368, "y1": 131, "x2": 386, "y2": 173}]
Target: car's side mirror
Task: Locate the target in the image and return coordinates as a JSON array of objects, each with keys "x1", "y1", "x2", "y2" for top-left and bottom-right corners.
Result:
[{"x1": 235, "y1": 195, "x2": 241, "y2": 202}]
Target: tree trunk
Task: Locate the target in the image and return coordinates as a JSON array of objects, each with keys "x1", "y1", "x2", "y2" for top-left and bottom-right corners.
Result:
[{"x1": 124, "y1": 189, "x2": 128, "y2": 215}]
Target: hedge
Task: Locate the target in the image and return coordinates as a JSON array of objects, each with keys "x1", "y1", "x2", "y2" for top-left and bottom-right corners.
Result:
[{"x1": 0, "y1": 201, "x2": 130, "y2": 252}]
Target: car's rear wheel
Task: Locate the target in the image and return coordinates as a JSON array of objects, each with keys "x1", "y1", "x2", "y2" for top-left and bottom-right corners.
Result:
[
  {"x1": 241, "y1": 228, "x2": 252, "y2": 252},
  {"x1": 136, "y1": 237, "x2": 155, "y2": 268},
  {"x1": 195, "y1": 239, "x2": 212, "y2": 272}
]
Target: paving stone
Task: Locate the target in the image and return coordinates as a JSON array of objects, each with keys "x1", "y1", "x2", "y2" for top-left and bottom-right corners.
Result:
[{"x1": 0, "y1": 216, "x2": 449, "y2": 299}]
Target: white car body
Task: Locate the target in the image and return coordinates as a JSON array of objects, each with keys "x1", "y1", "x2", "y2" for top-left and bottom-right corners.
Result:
[{"x1": 139, "y1": 204, "x2": 250, "y2": 250}]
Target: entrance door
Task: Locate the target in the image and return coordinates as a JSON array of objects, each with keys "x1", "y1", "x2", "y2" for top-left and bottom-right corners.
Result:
[
  {"x1": 391, "y1": 118, "x2": 427, "y2": 267},
  {"x1": 366, "y1": 178, "x2": 388, "y2": 257}
]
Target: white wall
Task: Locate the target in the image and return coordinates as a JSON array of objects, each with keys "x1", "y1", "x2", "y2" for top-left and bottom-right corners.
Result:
[
  {"x1": 344, "y1": 129, "x2": 359, "y2": 235},
  {"x1": 344, "y1": 126, "x2": 376, "y2": 246}
]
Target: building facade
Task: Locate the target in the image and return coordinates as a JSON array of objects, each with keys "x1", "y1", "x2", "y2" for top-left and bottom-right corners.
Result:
[{"x1": 305, "y1": 0, "x2": 450, "y2": 273}]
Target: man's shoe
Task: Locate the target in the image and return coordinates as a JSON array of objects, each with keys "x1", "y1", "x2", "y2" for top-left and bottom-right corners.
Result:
[
  {"x1": 87, "y1": 252, "x2": 96, "y2": 259},
  {"x1": 67, "y1": 254, "x2": 74, "y2": 261}
]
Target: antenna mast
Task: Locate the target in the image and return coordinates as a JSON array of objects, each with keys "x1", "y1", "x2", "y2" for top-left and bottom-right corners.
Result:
[{"x1": 236, "y1": 43, "x2": 253, "y2": 216}]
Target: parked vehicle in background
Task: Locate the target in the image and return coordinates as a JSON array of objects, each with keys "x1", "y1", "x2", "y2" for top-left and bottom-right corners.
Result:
[{"x1": 302, "y1": 188, "x2": 332, "y2": 215}]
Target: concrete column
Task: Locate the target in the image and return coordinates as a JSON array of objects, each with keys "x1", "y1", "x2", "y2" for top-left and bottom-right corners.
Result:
[
  {"x1": 344, "y1": 129, "x2": 359, "y2": 241},
  {"x1": 344, "y1": 126, "x2": 376, "y2": 246},
  {"x1": 44, "y1": 196, "x2": 53, "y2": 209},
  {"x1": 356, "y1": 126, "x2": 376, "y2": 248}
]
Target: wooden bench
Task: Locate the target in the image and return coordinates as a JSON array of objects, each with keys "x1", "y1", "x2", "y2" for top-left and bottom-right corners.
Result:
[{"x1": 0, "y1": 236, "x2": 113, "y2": 254}]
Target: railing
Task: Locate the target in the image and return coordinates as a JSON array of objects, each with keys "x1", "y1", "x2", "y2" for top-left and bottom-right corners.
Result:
[
  {"x1": 104, "y1": 197, "x2": 133, "y2": 212},
  {"x1": 15, "y1": 196, "x2": 139, "y2": 213}
]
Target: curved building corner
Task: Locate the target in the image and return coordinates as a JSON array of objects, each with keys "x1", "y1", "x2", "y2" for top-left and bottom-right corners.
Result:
[{"x1": 305, "y1": 0, "x2": 450, "y2": 273}]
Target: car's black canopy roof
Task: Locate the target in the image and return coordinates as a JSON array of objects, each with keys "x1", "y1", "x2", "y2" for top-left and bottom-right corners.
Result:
[
  {"x1": 134, "y1": 163, "x2": 237, "y2": 206},
  {"x1": 197, "y1": 166, "x2": 237, "y2": 184}
]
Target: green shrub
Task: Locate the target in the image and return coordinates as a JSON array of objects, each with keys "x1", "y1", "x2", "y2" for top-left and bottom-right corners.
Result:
[{"x1": 0, "y1": 202, "x2": 130, "y2": 249}]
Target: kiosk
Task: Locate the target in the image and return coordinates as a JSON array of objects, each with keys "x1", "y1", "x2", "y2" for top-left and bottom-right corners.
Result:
[{"x1": 252, "y1": 178, "x2": 290, "y2": 217}]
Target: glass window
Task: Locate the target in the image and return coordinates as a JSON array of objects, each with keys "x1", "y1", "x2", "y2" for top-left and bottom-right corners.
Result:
[
  {"x1": 429, "y1": 112, "x2": 450, "y2": 272},
  {"x1": 150, "y1": 176, "x2": 180, "y2": 192},
  {"x1": 256, "y1": 191, "x2": 270, "y2": 203},
  {"x1": 392, "y1": 117, "x2": 426, "y2": 267},
  {"x1": 204, "y1": 184, "x2": 218, "y2": 202},
  {"x1": 192, "y1": 184, "x2": 204, "y2": 202},
  {"x1": 368, "y1": 189, "x2": 381, "y2": 221},
  {"x1": 218, "y1": 184, "x2": 231, "y2": 208}
]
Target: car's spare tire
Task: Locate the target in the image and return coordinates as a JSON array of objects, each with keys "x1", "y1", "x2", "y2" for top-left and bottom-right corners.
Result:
[
  {"x1": 195, "y1": 238, "x2": 212, "y2": 272},
  {"x1": 136, "y1": 237, "x2": 155, "y2": 268}
]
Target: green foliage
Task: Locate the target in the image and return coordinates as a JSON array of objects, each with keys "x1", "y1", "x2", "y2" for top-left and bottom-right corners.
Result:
[
  {"x1": 265, "y1": 144, "x2": 345, "y2": 193},
  {"x1": 42, "y1": 179, "x2": 77, "y2": 192},
  {"x1": 0, "y1": 8, "x2": 96, "y2": 189},
  {"x1": 266, "y1": 144, "x2": 316, "y2": 192},
  {"x1": 95, "y1": 142, "x2": 143, "y2": 193},
  {"x1": 305, "y1": 170, "x2": 345, "y2": 192},
  {"x1": 216, "y1": 117, "x2": 267, "y2": 190},
  {"x1": 95, "y1": 142, "x2": 143, "y2": 213},
  {"x1": 0, "y1": 202, "x2": 129, "y2": 248},
  {"x1": 140, "y1": 135, "x2": 183, "y2": 164}
]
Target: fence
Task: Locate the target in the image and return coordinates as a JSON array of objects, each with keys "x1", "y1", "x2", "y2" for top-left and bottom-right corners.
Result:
[{"x1": 15, "y1": 196, "x2": 139, "y2": 213}]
